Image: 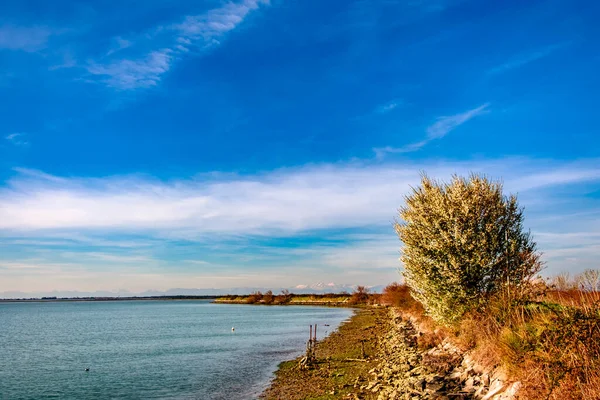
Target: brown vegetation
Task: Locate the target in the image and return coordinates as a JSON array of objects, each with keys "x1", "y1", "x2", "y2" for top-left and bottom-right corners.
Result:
[
  {"x1": 382, "y1": 276, "x2": 600, "y2": 399},
  {"x1": 217, "y1": 287, "x2": 381, "y2": 306},
  {"x1": 348, "y1": 285, "x2": 370, "y2": 305}
]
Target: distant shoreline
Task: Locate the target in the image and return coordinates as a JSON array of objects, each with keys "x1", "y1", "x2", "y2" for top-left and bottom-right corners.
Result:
[
  {"x1": 0, "y1": 293, "x2": 358, "y2": 305},
  {"x1": 0, "y1": 296, "x2": 219, "y2": 303},
  {"x1": 214, "y1": 293, "x2": 354, "y2": 307}
]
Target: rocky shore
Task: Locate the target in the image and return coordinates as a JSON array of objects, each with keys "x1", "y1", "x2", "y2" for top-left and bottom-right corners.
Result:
[
  {"x1": 262, "y1": 308, "x2": 521, "y2": 399},
  {"x1": 362, "y1": 310, "x2": 521, "y2": 399}
]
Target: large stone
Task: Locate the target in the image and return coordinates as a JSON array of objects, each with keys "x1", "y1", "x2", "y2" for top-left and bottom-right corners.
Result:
[
  {"x1": 481, "y1": 373, "x2": 490, "y2": 386},
  {"x1": 426, "y1": 382, "x2": 445, "y2": 392},
  {"x1": 481, "y1": 380, "x2": 505, "y2": 400},
  {"x1": 463, "y1": 377, "x2": 475, "y2": 392},
  {"x1": 495, "y1": 381, "x2": 521, "y2": 400}
]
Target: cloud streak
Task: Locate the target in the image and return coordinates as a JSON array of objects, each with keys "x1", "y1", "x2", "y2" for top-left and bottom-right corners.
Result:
[
  {"x1": 87, "y1": 49, "x2": 173, "y2": 90},
  {"x1": 487, "y1": 43, "x2": 568, "y2": 76},
  {"x1": 5, "y1": 133, "x2": 30, "y2": 147},
  {"x1": 87, "y1": 0, "x2": 269, "y2": 89},
  {"x1": 375, "y1": 100, "x2": 401, "y2": 114},
  {"x1": 373, "y1": 103, "x2": 489, "y2": 158}
]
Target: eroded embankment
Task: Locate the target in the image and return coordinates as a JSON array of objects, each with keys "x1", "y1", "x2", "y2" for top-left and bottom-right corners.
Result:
[
  {"x1": 262, "y1": 308, "x2": 521, "y2": 400},
  {"x1": 364, "y1": 309, "x2": 521, "y2": 399}
]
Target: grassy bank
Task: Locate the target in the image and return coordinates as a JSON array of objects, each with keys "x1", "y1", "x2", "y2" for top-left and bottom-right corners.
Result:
[{"x1": 261, "y1": 308, "x2": 388, "y2": 400}]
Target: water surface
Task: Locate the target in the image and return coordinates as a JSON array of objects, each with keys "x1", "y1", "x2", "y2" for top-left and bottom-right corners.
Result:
[{"x1": 0, "y1": 300, "x2": 353, "y2": 399}]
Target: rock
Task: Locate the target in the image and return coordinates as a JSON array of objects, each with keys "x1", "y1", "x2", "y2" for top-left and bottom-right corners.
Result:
[
  {"x1": 481, "y1": 373, "x2": 490, "y2": 386},
  {"x1": 481, "y1": 380, "x2": 505, "y2": 400},
  {"x1": 448, "y1": 370, "x2": 462, "y2": 380},
  {"x1": 426, "y1": 382, "x2": 445, "y2": 392},
  {"x1": 495, "y1": 381, "x2": 521, "y2": 399},
  {"x1": 412, "y1": 378, "x2": 426, "y2": 391},
  {"x1": 474, "y1": 385, "x2": 487, "y2": 398},
  {"x1": 491, "y1": 369, "x2": 508, "y2": 383},
  {"x1": 473, "y1": 364, "x2": 485, "y2": 375},
  {"x1": 463, "y1": 377, "x2": 475, "y2": 392}
]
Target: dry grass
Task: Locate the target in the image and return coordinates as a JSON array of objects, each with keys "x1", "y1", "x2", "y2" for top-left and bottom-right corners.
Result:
[
  {"x1": 381, "y1": 283, "x2": 449, "y2": 350},
  {"x1": 386, "y1": 275, "x2": 600, "y2": 400},
  {"x1": 459, "y1": 285, "x2": 600, "y2": 399}
]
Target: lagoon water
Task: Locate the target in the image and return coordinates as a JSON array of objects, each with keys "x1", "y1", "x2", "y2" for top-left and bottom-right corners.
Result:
[{"x1": 0, "y1": 300, "x2": 353, "y2": 399}]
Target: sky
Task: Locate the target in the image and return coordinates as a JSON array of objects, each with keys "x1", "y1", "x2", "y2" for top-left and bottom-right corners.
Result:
[{"x1": 1, "y1": 0, "x2": 599, "y2": 296}]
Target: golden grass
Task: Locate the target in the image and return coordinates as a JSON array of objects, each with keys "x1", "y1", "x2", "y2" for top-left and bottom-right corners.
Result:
[{"x1": 383, "y1": 278, "x2": 600, "y2": 400}]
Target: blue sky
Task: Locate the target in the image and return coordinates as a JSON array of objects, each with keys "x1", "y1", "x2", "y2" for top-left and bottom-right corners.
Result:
[{"x1": 1, "y1": 0, "x2": 599, "y2": 295}]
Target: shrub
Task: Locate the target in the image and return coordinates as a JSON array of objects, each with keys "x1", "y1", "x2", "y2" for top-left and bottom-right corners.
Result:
[
  {"x1": 395, "y1": 174, "x2": 543, "y2": 325},
  {"x1": 274, "y1": 289, "x2": 293, "y2": 304},
  {"x1": 246, "y1": 291, "x2": 263, "y2": 304},
  {"x1": 262, "y1": 290, "x2": 274, "y2": 304},
  {"x1": 348, "y1": 286, "x2": 370, "y2": 305},
  {"x1": 381, "y1": 282, "x2": 422, "y2": 312}
]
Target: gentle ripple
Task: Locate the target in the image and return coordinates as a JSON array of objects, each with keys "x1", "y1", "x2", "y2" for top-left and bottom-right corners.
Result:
[{"x1": 0, "y1": 300, "x2": 353, "y2": 400}]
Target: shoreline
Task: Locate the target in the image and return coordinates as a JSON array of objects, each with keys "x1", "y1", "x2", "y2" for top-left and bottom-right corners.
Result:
[
  {"x1": 214, "y1": 299, "x2": 352, "y2": 307},
  {"x1": 261, "y1": 307, "x2": 388, "y2": 399},
  {"x1": 261, "y1": 307, "x2": 520, "y2": 400}
]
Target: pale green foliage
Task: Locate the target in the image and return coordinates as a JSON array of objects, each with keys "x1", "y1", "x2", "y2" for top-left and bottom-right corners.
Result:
[{"x1": 395, "y1": 174, "x2": 542, "y2": 325}]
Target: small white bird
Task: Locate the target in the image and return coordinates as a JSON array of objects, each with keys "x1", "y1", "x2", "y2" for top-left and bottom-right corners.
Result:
[{"x1": 232, "y1": 327, "x2": 235, "y2": 332}]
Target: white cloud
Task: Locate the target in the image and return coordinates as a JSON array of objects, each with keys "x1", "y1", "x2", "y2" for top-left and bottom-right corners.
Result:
[
  {"x1": 5, "y1": 133, "x2": 29, "y2": 146},
  {"x1": 373, "y1": 103, "x2": 489, "y2": 158},
  {"x1": 174, "y1": 0, "x2": 267, "y2": 41},
  {"x1": 88, "y1": 49, "x2": 173, "y2": 90},
  {"x1": 1, "y1": 158, "x2": 598, "y2": 234},
  {"x1": 87, "y1": 0, "x2": 269, "y2": 90},
  {"x1": 426, "y1": 103, "x2": 489, "y2": 139},
  {"x1": 375, "y1": 100, "x2": 400, "y2": 114},
  {"x1": 0, "y1": 25, "x2": 52, "y2": 52}
]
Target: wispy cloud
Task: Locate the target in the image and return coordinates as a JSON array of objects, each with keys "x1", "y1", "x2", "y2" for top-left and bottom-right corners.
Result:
[
  {"x1": 375, "y1": 100, "x2": 401, "y2": 114},
  {"x1": 106, "y1": 36, "x2": 133, "y2": 56},
  {"x1": 1, "y1": 157, "x2": 597, "y2": 234},
  {"x1": 87, "y1": 49, "x2": 173, "y2": 90},
  {"x1": 426, "y1": 103, "x2": 489, "y2": 139},
  {"x1": 48, "y1": 49, "x2": 77, "y2": 70},
  {"x1": 373, "y1": 103, "x2": 489, "y2": 158},
  {"x1": 0, "y1": 25, "x2": 53, "y2": 52},
  {"x1": 487, "y1": 43, "x2": 568, "y2": 76},
  {"x1": 87, "y1": 0, "x2": 269, "y2": 90},
  {"x1": 5, "y1": 133, "x2": 29, "y2": 147}
]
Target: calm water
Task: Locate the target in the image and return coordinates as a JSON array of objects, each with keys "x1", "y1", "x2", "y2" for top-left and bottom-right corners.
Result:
[{"x1": 0, "y1": 300, "x2": 353, "y2": 400}]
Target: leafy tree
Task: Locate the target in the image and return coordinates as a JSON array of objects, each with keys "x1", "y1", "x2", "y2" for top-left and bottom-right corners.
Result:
[{"x1": 394, "y1": 174, "x2": 542, "y2": 324}]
